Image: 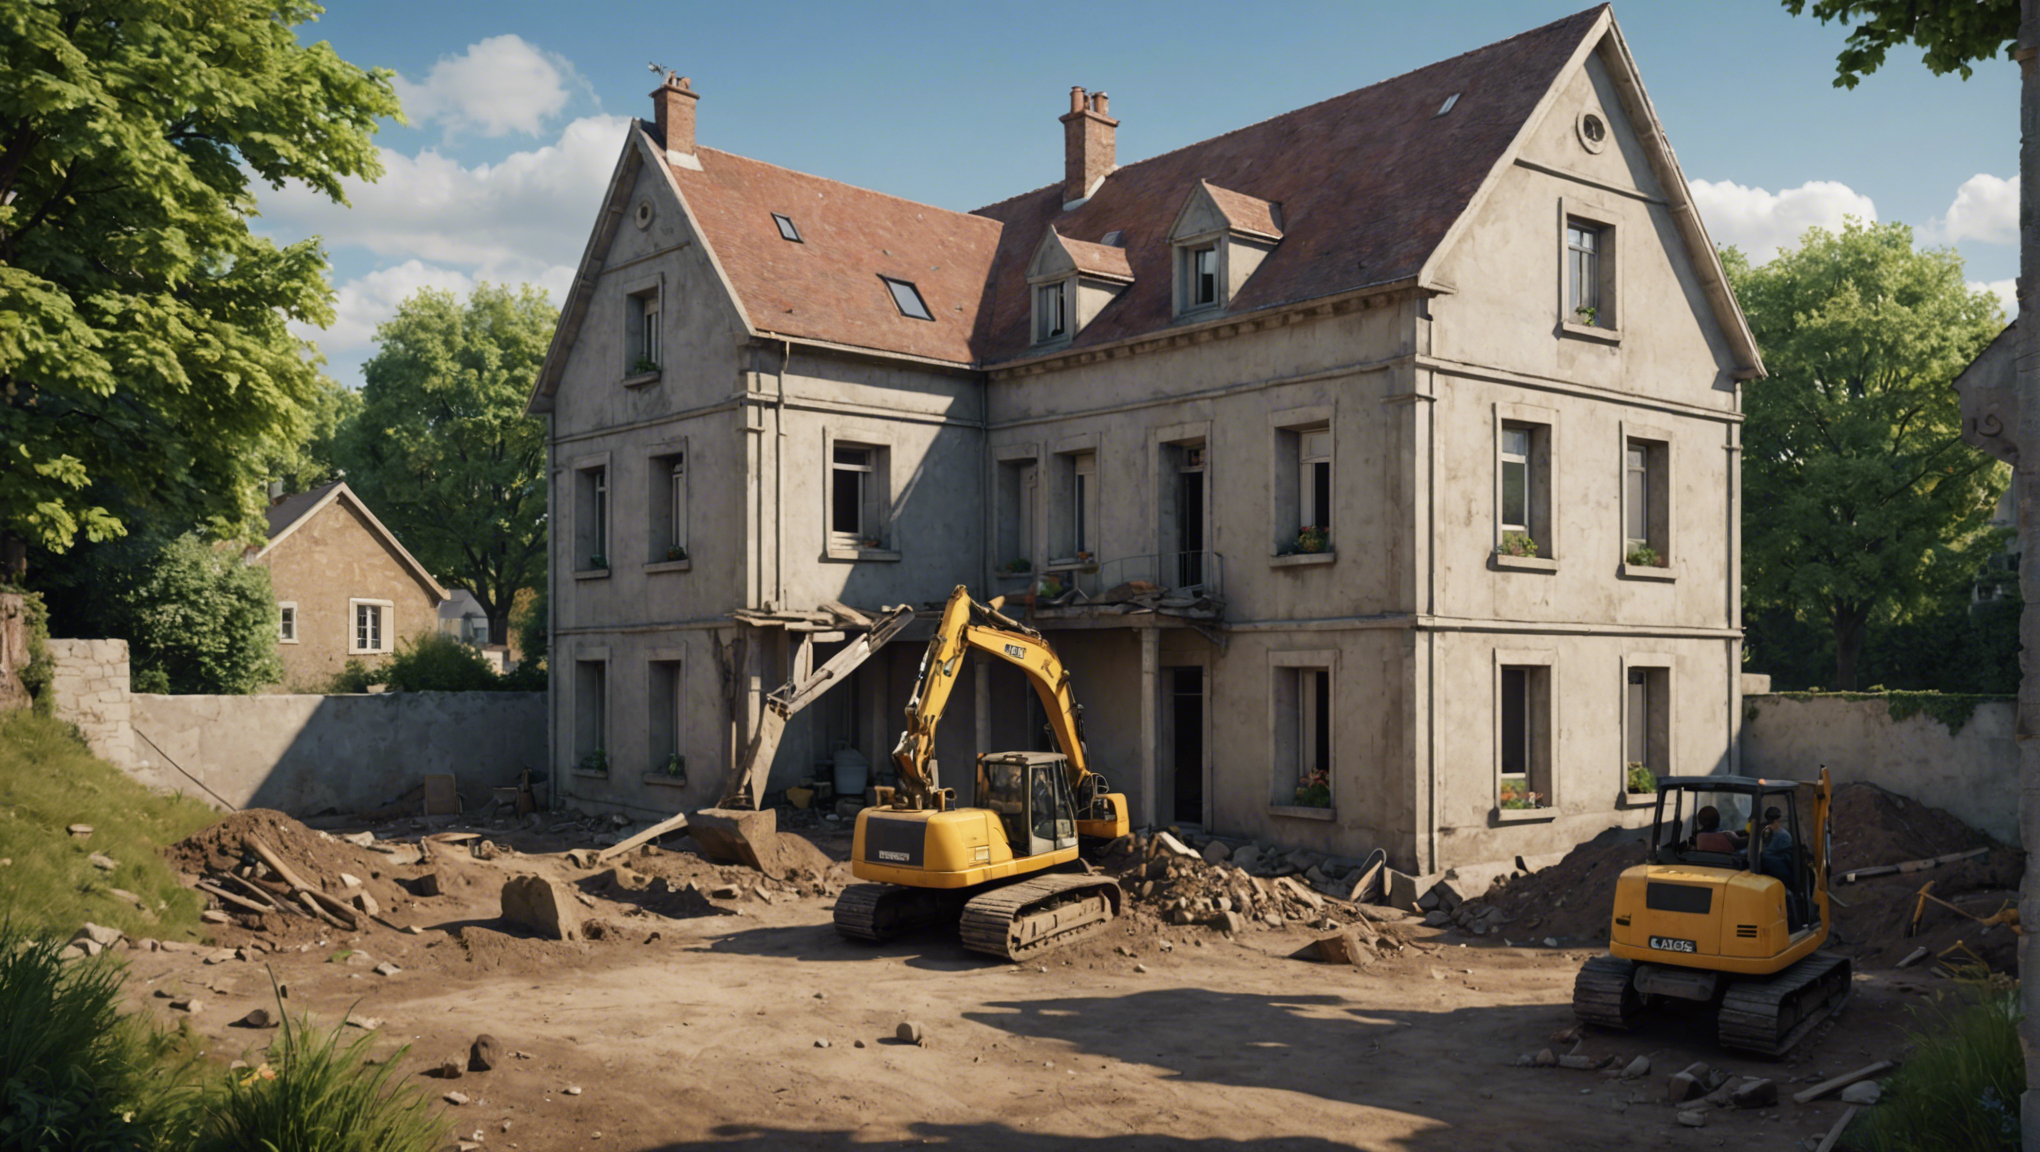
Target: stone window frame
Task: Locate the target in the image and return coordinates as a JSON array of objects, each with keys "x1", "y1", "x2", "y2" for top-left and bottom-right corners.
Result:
[
  {"x1": 1493, "y1": 647, "x2": 1558, "y2": 823},
  {"x1": 277, "y1": 601, "x2": 298, "y2": 645},
  {"x1": 645, "y1": 646, "x2": 686, "y2": 786},
  {"x1": 1150, "y1": 419, "x2": 1213, "y2": 587},
  {"x1": 645, "y1": 437, "x2": 691, "y2": 573},
  {"x1": 622, "y1": 273, "x2": 664, "y2": 385},
  {"x1": 570, "y1": 645, "x2": 611, "y2": 777},
  {"x1": 1030, "y1": 277, "x2": 1073, "y2": 347},
  {"x1": 1557, "y1": 195, "x2": 1622, "y2": 343},
  {"x1": 1047, "y1": 431, "x2": 1102, "y2": 568},
  {"x1": 1619, "y1": 421, "x2": 1676, "y2": 581},
  {"x1": 1270, "y1": 404, "x2": 1336, "y2": 566},
  {"x1": 347, "y1": 598, "x2": 393, "y2": 656},
  {"x1": 1492, "y1": 401, "x2": 1560, "y2": 571},
  {"x1": 1172, "y1": 233, "x2": 1226, "y2": 319},
  {"x1": 823, "y1": 425, "x2": 900, "y2": 562},
  {"x1": 1267, "y1": 647, "x2": 1337, "y2": 821},
  {"x1": 571, "y1": 451, "x2": 612, "y2": 579},
  {"x1": 991, "y1": 442, "x2": 1042, "y2": 581},
  {"x1": 1619, "y1": 652, "x2": 1675, "y2": 807}
]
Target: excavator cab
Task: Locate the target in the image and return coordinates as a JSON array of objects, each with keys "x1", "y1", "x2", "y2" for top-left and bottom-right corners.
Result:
[{"x1": 977, "y1": 751, "x2": 1079, "y2": 859}]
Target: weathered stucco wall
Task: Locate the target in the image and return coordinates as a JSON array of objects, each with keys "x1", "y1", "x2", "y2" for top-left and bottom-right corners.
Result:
[
  {"x1": 129, "y1": 691, "x2": 545, "y2": 815},
  {"x1": 45, "y1": 636, "x2": 542, "y2": 816},
  {"x1": 1739, "y1": 694, "x2": 2016, "y2": 844}
]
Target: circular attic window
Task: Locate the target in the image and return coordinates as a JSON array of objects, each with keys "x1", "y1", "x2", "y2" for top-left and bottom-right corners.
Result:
[
  {"x1": 1576, "y1": 111, "x2": 1607, "y2": 154},
  {"x1": 634, "y1": 198, "x2": 655, "y2": 229}
]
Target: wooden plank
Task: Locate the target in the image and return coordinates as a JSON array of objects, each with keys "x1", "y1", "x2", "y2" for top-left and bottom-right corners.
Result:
[
  {"x1": 216, "y1": 872, "x2": 300, "y2": 915},
  {"x1": 297, "y1": 891, "x2": 350, "y2": 930},
  {"x1": 1813, "y1": 1106, "x2": 1860, "y2": 1152},
  {"x1": 1792, "y1": 1061, "x2": 1895, "y2": 1105},
  {"x1": 1839, "y1": 846, "x2": 1989, "y2": 884},
  {"x1": 1896, "y1": 946, "x2": 1931, "y2": 969},
  {"x1": 245, "y1": 835, "x2": 314, "y2": 892},
  {"x1": 593, "y1": 812, "x2": 690, "y2": 866},
  {"x1": 196, "y1": 880, "x2": 278, "y2": 917}
]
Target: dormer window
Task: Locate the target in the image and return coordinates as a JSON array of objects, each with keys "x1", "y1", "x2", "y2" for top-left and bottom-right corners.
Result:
[
  {"x1": 1035, "y1": 281, "x2": 1069, "y2": 343},
  {"x1": 1167, "y1": 181, "x2": 1282, "y2": 320},
  {"x1": 1187, "y1": 245, "x2": 1219, "y2": 309}
]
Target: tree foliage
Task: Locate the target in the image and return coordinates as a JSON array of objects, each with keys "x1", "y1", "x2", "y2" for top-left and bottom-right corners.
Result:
[
  {"x1": 1783, "y1": 0, "x2": 2019, "y2": 86},
  {"x1": 0, "y1": 0, "x2": 399, "y2": 560},
  {"x1": 119, "y1": 533, "x2": 282, "y2": 694},
  {"x1": 1730, "y1": 219, "x2": 2008, "y2": 689},
  {"x1": 339, "y1": 284, "x2": 552, "y2": 646}
]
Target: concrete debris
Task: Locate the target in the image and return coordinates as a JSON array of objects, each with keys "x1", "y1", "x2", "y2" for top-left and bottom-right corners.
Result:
[
  {"x1": 337, "y1": 872, "x2": 362, "y2": 888},
  {"x1": 352, "y1": 891, "x2": 380, "y2": 917},
  {"x1": 1199, "y1": 840, "x2": 1232, "y2": 864},
  {"x1": 444, "y1": 1091, "x2": 470, "y2": 1106},
  {"x1": 170, "y1": 997, "x2": 202, "y2": 1014},
  {"x1": 340, "y1": 831, "x2": 376, "y2": 848},
  {"x1": 1533, "y1": 1048, "x2": 1557, "y2": 1068},
  {"x1": 238, "y1": 1008, "x2": 274, "y2": 1029},
  {"x1": 438, "y1": 1061, "x2": 465, "y2": 1080},
  {"x1": 896, "y1": 1021, "x2": 925, "y2": 1046},
  {"x1": 1731, "y1": 1078, "x2": 1778, "y2": 1109},
  {"x1": 1558, "y1": 1054, "x2": 1610, "y2": 1071},
  {"x1": 67, "y1": 824, "x2": 92, "y2": 838},
  {"x1": 72, "y1": 923, "x2": 125, "y2": 950},
  {"x1": 1839, "y1": 1081, "x2": 1883, "y2": 1106},
  {"x1": 87, "y1": 852, "x2": 117, "y2": 871},
  {"x1": 373, "y1": 961, "x2": 401, "y2": 976},
  {"x1": 1667, "y1": 1071, "x2": 1705, "y2": 1103},
  {"x1": 500, "y1": 875, "x2": 581, "y2": 941},
  {"x1": 1620, "y1": 1056, "x2": 1650, "y2": 1079},
  {"x1": 1676, "y1": 1109, "x2": 1706, "y2": 1128},
  {"x1": 814, "y1": 1038, "x2": 831, "y2": 1048},
  {"x1": 201, "y1": 910, "x2": 232, "y2": 925},
  {"x1": 348, "y1": 1016, "x2": 384, "y2": 1031},
  {"x1": 564, "y1": 1086, "x2": 582, "y2": 1096},
  {"x1": 417, "y1": 873, "x2": 444, "y2": 897},
  {"x1": 1153, "y1": 831, "x2": 1198, "y2": 859}
]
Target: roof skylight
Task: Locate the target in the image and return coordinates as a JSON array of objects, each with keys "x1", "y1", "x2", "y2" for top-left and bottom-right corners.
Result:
[
  {"x1": 1435, "y1": 93, "x2": 1460, "y2": 117},
  {"x1": 773, "y1": 213, "x2": 802, "y2": 242},
  {"x1": 882, "y1": 277, "x2": 933, "y2": 321},
  {"x1": 1101, "y1": 230, "x2": 1126, "y2": 247}
]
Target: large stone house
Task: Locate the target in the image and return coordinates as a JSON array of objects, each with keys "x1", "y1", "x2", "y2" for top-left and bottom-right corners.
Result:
[
  {"x1": 257, "y1": 481, "x2": 448, "y2": 688},
  {"x1": 526, "y1": 5, "x2": 1763, "y2": 874}
]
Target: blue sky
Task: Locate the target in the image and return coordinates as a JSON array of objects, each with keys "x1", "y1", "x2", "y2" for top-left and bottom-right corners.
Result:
[{"x1": 260, "y1": 0, "x2": 2021, "y2": 388}]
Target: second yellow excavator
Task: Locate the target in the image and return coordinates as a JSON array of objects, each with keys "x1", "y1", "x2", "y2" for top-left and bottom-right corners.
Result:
[{"x1": 832, "y1": 585, "x2": 1131, "y2": 960}]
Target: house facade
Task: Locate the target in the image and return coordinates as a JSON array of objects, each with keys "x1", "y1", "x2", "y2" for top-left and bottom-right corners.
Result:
[
  {"x1": 527, "y1": 6, "x2": 1763, "y2": 874},
  {"x1": 257, "y1": 482, "x2": 449, "y2": 689}
]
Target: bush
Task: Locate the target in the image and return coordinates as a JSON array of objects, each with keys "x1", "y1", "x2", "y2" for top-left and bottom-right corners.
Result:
[
  {"x1": 1625, "y1": 762, "x2": 1658, "y2": 794},
  {"x1": 324, "y1": 659, "x2": 385, "y2": 694},
  {"x1": 186, "y1": 999, "x2": 443, "y2": 1152},
  {"x1": 120, "y1": 533, "x2": 283, "y2": 694},
  {"x1": 379, "y1": 632, "x2": 504, "y2": 693},
  {"x1": 1854, "y1": 977, "x2": 2022, "y2": 1152},
  {"x1": 0, "y1": 926, "x2": 193, "y2": 1150},
  {"x1": 0, "y1": 710, "x2": 214, "y2": 941}
]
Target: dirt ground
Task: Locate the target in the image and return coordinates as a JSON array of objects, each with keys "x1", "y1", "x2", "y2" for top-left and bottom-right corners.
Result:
[{"x1": 116, "y1": 810, "x2": 1968, "y2": 1152}]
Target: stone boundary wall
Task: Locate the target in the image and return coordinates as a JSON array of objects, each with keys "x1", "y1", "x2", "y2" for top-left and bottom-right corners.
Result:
[
  {"x1": 45, "y1": 637, "x2": 542, "y2": 815},
  {"x1": 44, "y1": 638, "x2": 136, "y2": 765},
  {"x1": 1739, "y1": 693, "x2": 2016, "y2": 844}
]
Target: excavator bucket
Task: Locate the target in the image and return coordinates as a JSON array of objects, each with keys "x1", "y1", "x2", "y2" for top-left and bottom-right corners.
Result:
[{"x1": 689, "y1": 807, "x2": 801, "y2": 877}]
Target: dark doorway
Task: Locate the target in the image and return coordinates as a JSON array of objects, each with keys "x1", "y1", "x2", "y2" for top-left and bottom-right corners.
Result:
[
  {"x1": 1176, "y1": 447, "x2": 1206, "y2": 589},
  {"x1": 1169, "y1": 666, "x2": 1205, "y2": 824}
]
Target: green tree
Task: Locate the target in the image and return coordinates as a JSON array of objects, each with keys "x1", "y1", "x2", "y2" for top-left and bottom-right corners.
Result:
[
  {"x1": 0, "y1": 0, "x2": 399, "y2": 573},
  {"x1": 119, "y1": 533, "x2": 282, "y2": 694},
  {"x1": 341, "y1": 284, "x2": 552, "y2": 646},
  {"x1": 263, "y1": 375, "x2": 363, "y2": 495},
  {"x1": 1730, "y1": 220, "x2": 2007, "y2": 689},
  {"x1": 1782, "y1": 0, "x2": 2017, "y2": 85}
]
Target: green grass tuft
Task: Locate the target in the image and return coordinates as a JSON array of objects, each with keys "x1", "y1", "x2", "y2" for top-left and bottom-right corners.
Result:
[
  {"x1": 0, "y1": 710, "x2": 218, "y2": 941},
  {"x1": 187, "y1": 989, "x2": 445, "y2": 1152},
  {"x1": 1854, "y1": 975, "x2": 2022, "y2": 1152}
]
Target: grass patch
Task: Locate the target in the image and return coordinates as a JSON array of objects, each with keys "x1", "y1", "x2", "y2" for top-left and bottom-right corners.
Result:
[
  {"x1": 0, "y1": 710, "x2": 218, "y2": 941},
  {"x1": 1854, "y1": 974, "x2": 2022, "y2": 1152},
  {"x1": 0, "y1": 925, "x2": 200, "y2": 1149},
  {"x1": 186, "y1": 995, "x2": 444, "y2": 1152}
]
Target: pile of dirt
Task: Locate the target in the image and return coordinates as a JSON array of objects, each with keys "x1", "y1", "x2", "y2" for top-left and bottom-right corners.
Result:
[
  {"x1": 166, "y1": 809, "x2": 417, "y2": 932},
  {"x1": 456, "y1": 924, "x2": 587, "y2": 974},
  {"x1": 1449, "y1": 784, "x2": 2022, "y2": 972}
]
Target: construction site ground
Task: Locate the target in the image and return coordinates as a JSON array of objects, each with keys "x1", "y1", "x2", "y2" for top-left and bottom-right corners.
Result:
[{"x1": 114, "y1": 794, "x2": 2009, "y2": 1152}]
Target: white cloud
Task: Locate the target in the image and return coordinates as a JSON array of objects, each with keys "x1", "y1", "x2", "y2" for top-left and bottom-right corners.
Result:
[
  {"x1": 1689, "y1": 179, "x2": 1877, "y2": 264},
  {"x1": 260, "y1": 113, "x2": 625, "y2": 372},
  {"x1": 1939, "y1": 173, "x2": 2018, "y2": 246},
  {"x1": 1970, "y1": 278, "x2": 2017, "y2": 319},
  {"x1": 392, "y1": 35, "x2": 580, "y2": 139}
]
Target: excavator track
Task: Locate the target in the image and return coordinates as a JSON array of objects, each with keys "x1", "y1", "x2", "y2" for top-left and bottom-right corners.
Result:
[
  {"x1": 959, "y1": 874, "x2": 1123, "y2": 961},
  {"x1": 1572, "y1": 955, "x2": 1643, "y2": 1030},
  {"x1": 831, "y1": 883, "x2": 965, "y2": 942},
  {"x1": 1717, "y1": 952, "x2": 1851, "y2": 1056}
]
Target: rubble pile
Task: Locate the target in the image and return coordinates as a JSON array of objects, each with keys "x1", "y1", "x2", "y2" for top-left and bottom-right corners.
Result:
[
  {"x1": 1103, "y1": 831, "x2": 1407, "y2": 945},
  {"x1": 168, "y1": 809, "x2": 427, "y2": 938},
  {"x1": 585, "y1": 847, "x2": 848, "y2": 917}
]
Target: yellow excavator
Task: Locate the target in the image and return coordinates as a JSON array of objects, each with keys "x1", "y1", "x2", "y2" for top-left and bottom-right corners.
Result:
[
  {"x1": 1573, "y1": 768, "x2": 1849, "y2": 1054},
  {"x1": 833, "y1": 585, "x2": 1131, "y2": 960}
]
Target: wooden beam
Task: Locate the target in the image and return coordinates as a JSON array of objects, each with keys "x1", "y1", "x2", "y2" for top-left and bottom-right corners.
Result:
[
  {"x1": 196, "y1": 880, "x2": 278, "y2": 917},
  {"x1": 245, "y1": 835, "x2": 313, "y2": 892},
  {"x1": 1813, "y1": 1106, "x2": 1860, "y2": 1152},
  {"x1": 1792, "y1": 1062, "x2": 1894, "y2": 1105},
  {"x1": 593, "y1": 812, "x2": 690, "y2": 866}
]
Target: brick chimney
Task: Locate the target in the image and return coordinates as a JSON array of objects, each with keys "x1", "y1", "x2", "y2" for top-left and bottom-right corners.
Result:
[
  {"x1": 649, "y1": 73, "x2": 700, "y2": 158},
  {"x1": 1059, "y1": 86, "x2": 1117, "y2": 206}
]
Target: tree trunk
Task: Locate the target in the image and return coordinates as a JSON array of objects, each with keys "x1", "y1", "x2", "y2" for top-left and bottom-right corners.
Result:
[
  {"x1": 1830, "y1": 605, "x2": 1867, "y2": 691},
  {"x1": 2016, "y1": 4, "x2": 2039, "y2": 1146},
  {"x1": 489, "y1": 607, "x2": 510, "y2": 648}
]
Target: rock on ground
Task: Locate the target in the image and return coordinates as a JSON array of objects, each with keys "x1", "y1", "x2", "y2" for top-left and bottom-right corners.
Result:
[{"x1": 500, "y1": 874, "x2": 582, "y2": 941}]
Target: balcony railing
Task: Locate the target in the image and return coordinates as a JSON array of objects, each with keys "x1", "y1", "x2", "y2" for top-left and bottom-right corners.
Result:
[{"x1": 1041, "y1": 550, "x2": 1221, "y2": 600}]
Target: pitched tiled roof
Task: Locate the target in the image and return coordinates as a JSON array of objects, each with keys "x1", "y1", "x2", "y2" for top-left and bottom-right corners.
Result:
[
  {"x1": 1057, "y1": 234, "x2": 1134, "y2": 282},
  {"x1": 666, "y1": 149, "x2": 1004, "y2": 365},
  {"x1": 265, "y1": 480, "x2": 342, "y2": 540},
  {"x1": 645, "y1": 7, "x2": 1604, "y2": 369},
  {"x1": 1199, "y1": 182, "x2": 1283, "y2": 240},
  {"x1": 966, "y1": 7, "x2": 1602, "y2": 362}
]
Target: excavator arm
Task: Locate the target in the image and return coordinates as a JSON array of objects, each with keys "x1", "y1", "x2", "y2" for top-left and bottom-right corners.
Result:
[{"x1": 890, "y1": 586, "x2": 1119, "y2": 832}]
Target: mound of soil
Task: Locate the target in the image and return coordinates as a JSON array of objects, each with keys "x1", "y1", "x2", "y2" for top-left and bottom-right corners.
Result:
[
  {"x1": 456, "y1": 925, "x2": 587, "y2": 974},
  {"x1": 166, "y1": 808, "x2": 413, "y2": 918},
  {"x1": 1453, "y1": 783, "x2": 2021, "y2": 971}
]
